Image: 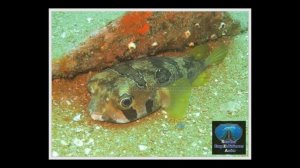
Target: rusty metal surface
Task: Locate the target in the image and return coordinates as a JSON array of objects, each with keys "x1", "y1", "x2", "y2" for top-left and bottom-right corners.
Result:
[{"x1": 52, "y1": 12, "x2": 240, "y2": 79}]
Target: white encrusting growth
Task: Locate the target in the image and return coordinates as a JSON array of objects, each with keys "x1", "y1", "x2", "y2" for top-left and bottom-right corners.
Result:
[
  {"x1": 128, "y1": 42, "x2": 136, "y2": 50},
  {"x1": 184, "y1": 30, "x2": 191, "y2": 38},
  {"x1": 151, "y1": 42, "x2": 158, "y2": 47}
]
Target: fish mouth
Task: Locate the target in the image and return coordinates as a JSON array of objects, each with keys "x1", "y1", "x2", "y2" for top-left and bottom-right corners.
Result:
[
  {"x1": 89, "y1": 100, "x2": 132, "y2": 124},
  {"x1": 90, "y1": 113, "x2": 131, "y2": 124},
  {"x1": 88, "y1": 96, "x2": 137, "y2": 123},
  {"x1": 90, "y1": 113, "x2": 109, "y2": 121}
]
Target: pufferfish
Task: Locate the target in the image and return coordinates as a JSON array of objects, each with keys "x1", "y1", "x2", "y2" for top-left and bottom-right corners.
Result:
[{"x1": 87, "y1": 45, "x2": 228, "y2": 123}]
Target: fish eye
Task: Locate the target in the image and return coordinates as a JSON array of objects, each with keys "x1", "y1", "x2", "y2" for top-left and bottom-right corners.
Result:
[
  {"x1": 121, "y1": 98, "x2": 132, "y2": 107},
  {"x1": 120, "y1": 94, "x2": 133, "y2": 108}
]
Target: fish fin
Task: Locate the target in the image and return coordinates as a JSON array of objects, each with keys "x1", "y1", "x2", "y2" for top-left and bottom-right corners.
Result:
[
  {"x1": 187, "y1": 44, "x2": 210, "y2": 61},
  {"x1": 192, "y1": 71, "x2": 210, "y2": 87},
  {"x1": 165, "y1": 78, "x2": 192, "y2": 120},
  {"x1": 204, "y1": 44, "x2": 229, "y2": 67}
]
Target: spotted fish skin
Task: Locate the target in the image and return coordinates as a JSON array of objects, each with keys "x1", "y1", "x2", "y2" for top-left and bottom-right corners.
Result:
[{"x1": 87, "y1": 55, "x2": 207, "y2": 124}]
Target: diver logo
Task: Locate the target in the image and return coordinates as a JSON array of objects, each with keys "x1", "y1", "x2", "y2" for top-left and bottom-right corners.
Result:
[{"x1": 212, "y1": 121, "x2": 246, "y2": 154}]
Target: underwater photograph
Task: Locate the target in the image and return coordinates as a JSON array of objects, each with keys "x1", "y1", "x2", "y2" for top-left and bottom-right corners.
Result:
[{"x1": 49, "y1": 9, "x2": 251, "y2": 159}]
